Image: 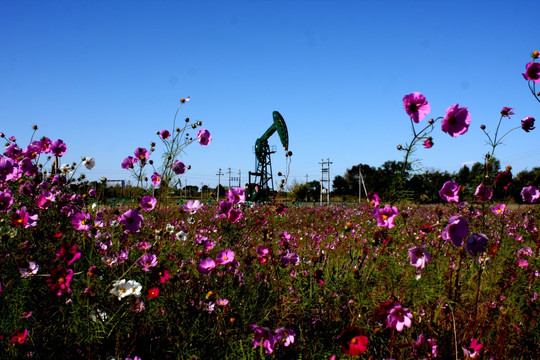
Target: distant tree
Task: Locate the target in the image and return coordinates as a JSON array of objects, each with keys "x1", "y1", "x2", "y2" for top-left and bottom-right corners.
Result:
[{"x1": 332, "y1": 175, "x2": 349, "y2": 196}]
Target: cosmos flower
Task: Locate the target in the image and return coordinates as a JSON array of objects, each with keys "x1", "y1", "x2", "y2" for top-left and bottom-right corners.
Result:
[
  {"x1": 474, "y1": 183, "x2": 492, "y2": 203},
  {"x1": 521, "y1": 116, "x2": 536, "y2": 132},
  {"x1": 121, "y1": 156, "x2": 138, "y2": 169},
  {"x1": 46, "y1": 267, "x2": 74, "y2": 296},
  {"x1": 373, "y1": 204, "x2": 399, "y2": 229},
  {"x1": 386, "y1": 303, "x2": 413, "y2": 331},
  {"x1": 339, "y1": 326, "x2": 368, "y2": 356},
  {"x1": 215, "y1": 248, "x2": 235, "y2": 265},
  {"x1": 50, "y1": 139, "x2": 67, "y2": 156},
  {"x1": 197, "y1": 258, "x2": 216, "y2": 275},
  {"x1": 408, "y1": 247, "x2": 432, "y2": 270},
  {"x1": 367, "y1": 192, "x2": 380, "y2": 207},
  {"x1": 522, "y1": 61, "x2": 540, "y2": 82},
  {"x1": 146, "y1": 286, "x2": 160, "y2": 299},
  {"x1": 119, "y1": 209, "x2": 144, "y2": 233},
  {"x1": 83, "y1": 157, "x2": 95, "y2": 170},
  {"x1": 441, "y1": 103, "x2": 471, "y2": 137},
  {"x1": 403, "y1": 92, "x2": 431, "y2": 123},
  {"x1": 172, "y1": 160, "x2": 186, "y2": 175},
  {"x1": 251, "y1": 325, "x2": 277, "y2": 354},
  {"x1": 521, "y1": 185, "x2": 540, "y2": 203},
  {"x1": 439, "y1": 181, "x2": 460, "y2": 203},
  {"x1": 9, "y1": 329, "x2": 28, "y2": 344},
  {"x1": 226, "y1": 187, "x2": 246, "y2": 204},
  {"x1": 138, "y1": 253, "x2": 158, "y2": 272},
  {"x1": 423, "y1": 137, "x2": 434, "y2": 149},
  {"x1": 140, "y1": 195, "x2": 157, "y2": 211},
  {"x1": 491, "y1": 204, "x2": 506, "y2": 215},
  {"x1": 442, "y1": 215, "x2": 470, "y2": 247},
  {"x1": 151, "y1": 172, "x2": 161, "y2": 186},
  {"x1": 463, "y1": 338, "x2": 483, "y2": 358},
  {"x1": 465, "y1": 233, "x2": 488, "y2": 257},
  {"x1": 184, "y1": 199, "x2": 203, "y2": 213},
  {"x1": 197, "y1": 129, "x2": 212, "y2": 146},
  {"x1": 159, "y1": 129, "x2": 171, "y2": 139},
  {"x1": 500, "y1": 106, "x2": 514, "y2": 118},
  {"x1": 71, "y1": 211, "x2": 91, "y2": 231},
  {"x1": 110, "y1": 279, "x2": 142, "y2": 300}
]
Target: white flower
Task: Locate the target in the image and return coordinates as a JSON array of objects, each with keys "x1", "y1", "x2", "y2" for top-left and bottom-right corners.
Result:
[
  {"x1": 83, "y1": 157, "x2": 95, "y2": 170},
  {"x1": 90, "y1": 309, "x2": 108, "y2": 322},
  {"x1": 176, "y1": 230, "x2": 187, "y2": 241},
  {"x1": 110, "y1": 279, "x2": 142, "y2": 300},
  {"x1": 165, "y1": 224, "x2": 175, "y2": 233},
  {"x1": 60, "y1": 163, "x2": 72, "y2": 174},
  {"x1": 19, "y1": 262, "x2": 39, "y2": 278},
  {"x1": 91, "y1": 203, "x2": 98, "y2": 210}
]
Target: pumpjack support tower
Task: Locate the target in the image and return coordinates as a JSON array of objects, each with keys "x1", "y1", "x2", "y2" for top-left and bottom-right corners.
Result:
[{"x1": 247, "y1": 111, "x2": 289, "y2": 202}]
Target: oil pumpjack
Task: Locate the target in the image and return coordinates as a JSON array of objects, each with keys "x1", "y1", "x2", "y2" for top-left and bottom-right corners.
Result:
[{"x1": 247, "y1": 111, "x2": 289, "y2": 202}]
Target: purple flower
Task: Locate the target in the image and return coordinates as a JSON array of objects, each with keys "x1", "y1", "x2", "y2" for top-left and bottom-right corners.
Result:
[
  {"x1": 151, "y1": 172, "x2": 161, "y2": 186},
  {"x1": 423, "y1": 137, "x2": 434, "y2": 149},
  {"x1": 140, "y1": 195, "x2": 157, "y2": 211},
  {"x1": 275, "y1": 327, "x2": 296, "y2": 347},
  {"x1": 522, "y1": 61, "x2": 540, "y2": 82},
  {"x1": 215, "y1": 248, "x2": 235, "y2": 265},
  {"x1": 226, "y1": 187, "x2": 246, "y2": 204},
  {"x1": 0, "y1": 189, "x2": 14, "y2": 212},
  {"x1": 521, "y1": 116, "x2": 536, "y2": 132},
  {"x1": 521, "y1": 185, "x2": 540, "y2": 204},
  {"x1": 134, "y1": 147, "x2": 150, "y2": 163},
  {"x1": 0, "y1": 156, "x2": 18, "y2": 182},
  {"x1": 71, "y1": 211, "x2": 91, "y2": 231},
  {"x1": 408, "y1": 247, "x2": 432, "y2": 270},
  {"x1": 463, "y1": 338, "x2": 483, "y2": 358},
  {"x1": 442, "y1": 216, "x2": 470, "y2": 247},
  {"x1": 465, "y1": 233, "x2": 488, "y2": 257},
  {"x1": 367, "y1": 192, "x2": 380, "y2": 207},
  {"x1": 197, "y1": 258, "x2": 216, "y2": 275},
  {"x1": 474, "y1": 183, "x2": 492, "y2": 203},
  {"x1": 159, "y1": 129, "x2": 171, "y2": 139},
  {"x1": 441, "y1": 103, "x2": 471, "y2": 137},
  {"x1": 491, "y1": 204, "x2": 506, "y2": 215},
  {"x1": 250, "y1": 325, "x2": 277, "y2": 354},
  {"x1": 227, "y1": 208, "x2": 243, "y2": 223},
  {"x1": 121, "y1": 156, "x2": 137, "y2": 169},
  {"x1": 46, "y1": 267, "x2": 73, "y2": 296},
  {"x1": 500, "y1": 106, "x2": 514, "y2": 118},
  {"x1": 439, "y1": 181, "x2": 460, "y2": 203},
  {"x1": 386, "y1": 303, "x2": 413, "y2": 331},
  {"x1": 50, "y1": 139, "x2": 67, "y2": 156},
  {"x1": 373, "y1": 204, "x2": 399, "y2": 229},
  {"x1": 119, "y1": 209, "x2": 144, "y2": 233},
  {"x1": 403, "y1": 92, "x2": 431, "y2": 123},
  {"x1": 138, "y1": 253, "x2": 158, "y2": 271},
  {"x1": 183, "y1": 199, "x2": 203, "y2": 213},
  {"x1": 196, "y1": 129, "x2": 212, "y2": 146},
  {"x1": 172, "y1": 160, "x2": 186, "y2": 175}
]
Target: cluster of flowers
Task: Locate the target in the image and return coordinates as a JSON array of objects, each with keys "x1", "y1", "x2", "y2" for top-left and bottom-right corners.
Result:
[{"x1": 250, "y1": 324, "x2": 296, "y2": 354}]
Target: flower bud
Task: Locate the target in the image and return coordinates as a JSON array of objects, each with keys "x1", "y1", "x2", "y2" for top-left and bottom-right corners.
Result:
[
  {"x1": 101, "y1": 177, "x2": 107, "y2": 183},
  {"x1": 532, "y1": 50, "x2": 539, "y2": 59},
  {"x1": 197, "y1": 121, "x2": 202, "y2": 126},
  {"x1": 397, "y1": 145, "x2": 403, "y2": 150},
  {"x1": 428, "y1": 118, "x2": 434, "y2": 125},
  {"x1": 185, "y1": 117, "x2": 190, "y2": 123},
  {"x1": 480, "y1": 124, "x2": 486, "y2": 130},
  {"x1": 33, "y1": 124, "x2": 38, "y2": 130}
]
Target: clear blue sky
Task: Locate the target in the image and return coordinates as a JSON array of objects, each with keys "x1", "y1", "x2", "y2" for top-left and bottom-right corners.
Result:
[{"x1": 2, "y1": 0, "x2": 539, "y2": 190}]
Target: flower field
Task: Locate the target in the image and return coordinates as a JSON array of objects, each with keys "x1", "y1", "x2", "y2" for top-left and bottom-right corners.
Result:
[{"x1": 1, "y1": 53, "x2": 540, "y2": 359}]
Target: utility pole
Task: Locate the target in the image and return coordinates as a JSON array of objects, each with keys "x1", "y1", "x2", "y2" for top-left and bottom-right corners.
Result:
[
  {"x1": 216, "y1": 168, "x2": 223, "y2": 202},
  {"x1": 238, "y1": 170, "x2": 241, "y2": 188},
  {"x1": 227, "y1": 168, "x2": 232, "y2": 189},
  {"x1": 319, "y1": 158, "x2": 332, "y2": 205},
  {"x1": 201, "y1": 182, "x2": 203, "y2": 200},
  {"x1": 358, "y1": 164, "x2": 368, "y2": 203}
]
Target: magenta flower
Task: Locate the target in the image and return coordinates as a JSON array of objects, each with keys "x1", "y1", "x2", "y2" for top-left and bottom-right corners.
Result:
[
  {"x1": 151, "y1": 172, "x2": 161, "y2": 186},
  {"x1": 197, "y1": 258, "x2": 216, "y2": 275},
  {"x1": 408, "y1": 247, "x2": 432, "y2": 270},
  {"x1": 119, "y1": 209, "x2": 144, "y2": 233},
  {"x1": 183, "y1": 199, "x2": 203, "y2": 213},
  {"x1": 521, "y1": 185, "x2": 540, "y2": 203},
  {"x1": 403, "y1": 92, "x2": 431, "y2": 123},
  {"x1": 521, "y1": 116, "x2": 536, "y2": 132},
  {"x1": 9, "y1": 329, "x2": 29, "y2": 344},
  {"x1": 442, "y1": 215, "x2": 470, "y2": 247},
  {"x1": 386, "y1": 303, "x2": 413, "y2": 331},
  {"x1": 0, "y1": 189, "x2": 14, "y2": 212},
  {"x1": 423, "y1": 137, "x2": 434, "y2": 149},
  {"x1": 441, "y1": 103, "x2": 471, "y2": 137},
  {"x1": 138, "y1": 253, "x2": 158, "y2": 271},
  {"x1": 500, "y1": 106, "x2": 514, "y2": 118},
  {"x1": 227, "y1": 208, "x2": 243, "y2": 223},
  {"x1": 10, "y1": 206, "x2": 38, "y2": 228},
  {"x1": 50, "y1": 139, "x2": 67, "y2": 156},
  {"x1": 367, "y1": 192, "x2": 380, "y2": 207},
  {"x1": 275, "y1": 327, "x2": 296, "y2": 347},
  {"x1": 19, "y1": 261, "x2": 39, "y2": 278},
  {"x1": 491, "y1": 203, "x2": 506, "y2": 215},
  {"x1": 474, "y1": 183, "x2": 492, "y2": 203},
  {"x1": 522, "y1": 61, "x2": 540, "y2": 82},
  {"x1": 35, "y1": 190, "x2": 56, "y2": 209},
  {"x1": 46, "y1": 267, "x2": 73, "y2": 296},
  {"x1": 250, "y1": 325, "x2": 277, "y2": 354},
  {"x1": 172, "y1": 160, "x2": 186, "y2": 175},
  {"x1": 215, "y1": 248, "x2": 235, "y2": 265},
  {"x1": 134, "y1": 147, "x2": 150, "y2": 163},
  {"x1": 465, "y1": 233, "x2": 488, "y2": 257},
  {"x1": 140, "y1": 195, "x2": 157, "y2": 211},
  {"x1": 121, "y1": 156, "x2": 138, "y2": 169},
  {"x1": 373, "y1": 204, "x2": 399, "y2": 229},
  {"x1": 56, "y1": 243, "x2": 82, "y2": 265},
  {"x1": 197, "y1": 129, "x2": 212, "y2": 146},
  {"x1": 0, "y1": 156, "x2": 18, "y2": 182},
  {"x1": 71, "y1": 211, "x2": 91, "y2": 231},
  {"x1": 159, "y1": 129, "x2": 171, "y2": 139},
  {"x1": 439, "y1": 181, "x2": 460, "y2": 203},
  {"x1": 463, "y1": 338, "x2": 483, "y2": 358},
  {"x1": 226, "y1": 187, "x2": 246, "y2": 204}
]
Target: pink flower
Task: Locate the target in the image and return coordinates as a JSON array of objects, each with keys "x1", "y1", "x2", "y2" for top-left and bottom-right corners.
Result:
[
  {"x1": 474, "y1": 183, "x2": 492, "y2": 203},
  {"x1": 134, "y1": 147, "x2": 150, "y2": 163},
  {"x1": 373, "y1": 204, "x2": 399, "y2": 229},
  {"x1": 183, "y1": 199, "x2": 203, "y2": 213},
  {"x1": 521, "y1": 116, "x2": 536, "y2": 132},
  {"x1": 441, "y1": 103, "x2": 471, "y2": 137},
  {"x1": 521, "y1": 185, "x2": 540, "y2": 204},
  {"x1": 10, "y1": 206, "x2": 38, "y2": 228},
  {"x1": 172, "y1": 160, "x2": 186, "y2": 175},
  {"x1": 339, "y1": 326, "x2": 368, "y2": 356},
  {"x1": 386, "y1": 303, "x2": 413, "y2": 331},
  {"x1": 251, "y1": 325, "x2": 277, "y2": 354},
  {"x1": 197, "y1": 129, "x2": 212, "y2": 146},
  {"x1": 408, "y1": 247, "x2": 432, "y2": 270},
  {"x1": 121, "y1": 156, "x2": 138, "y2": 169},
  {"x1": 439, "y1": 181, "x2": 460, "y2": 203},
  {"x1": 522, "y1": 61, "x2": 540, "y2": 82},
  {"x1": 0, "y1": 157, "x2": 19, "y2": 182},
  {"x1": 275, "y1": 327, "x2": 296, "y2": 347},
  {"x1": 500, "y1": 106, "x2": 514, "y2": 118},
  {"x1": 46, "y1": 267, "x2": 74, "y2": 296},
  {"x1": 491, "y1": 204, "x2": 506, "y2": 215},
  {"x1": 423, "y1": 137, "x2": 434, "y2": 149},
  {"x1": 215, "y1": 248, "x2": 235, "y2": 265},
  {"x1": 463, "y1": 338, "x2": 483, "y2": 358},
  {"x1": 56, "y1": 243, "x2": 82, "y2": 265},
  {"x1": 403, "y1": 92, "x2": 431, "y2": 123},
  {"x1": 197, "y1": 258, "x2": 216, "y2": 275},
  {"x1": 159, "y1": 129, "x2": 171, "y2": 139},
  {"x1": 119, "y1": 209, "x2": 144, "y2": 233},
  {"x1": 226, "y1": 187, "x2": 246, "y2": 204},
  {"x1": 442, "y1": 215, "x2": 470, "y2": 247},
  {"x1": 138, "y1": 253, "x2": 158, "y2": 271},
  {"x1": 367, "y1": 192, "x2": 380, "y2": 207},
  {"x1": 146, "y1": 286, "x2": 160, "y2": 299},
  {"x1": 71, "y1": 211, "x2": 91, "y2": 231},
  {"x1": 151, "y1": 172, "x2": 161, "y2": 186},
  {"x1": 50, "y1": 139, "x2": 67, "y2": 156},
  {"x1": 9, "y1": 329, "x2": 28, "y2": 344},
  {"x1": 140, "y1": 195, "x2": 157, "y2": 211}
]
